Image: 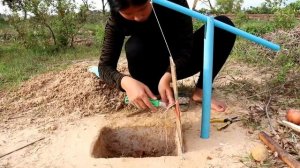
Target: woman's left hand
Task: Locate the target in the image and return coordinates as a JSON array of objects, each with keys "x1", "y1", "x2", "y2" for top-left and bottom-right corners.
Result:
[{"x1": 158, "y1": 72, "x2": 175, "y2": 107}]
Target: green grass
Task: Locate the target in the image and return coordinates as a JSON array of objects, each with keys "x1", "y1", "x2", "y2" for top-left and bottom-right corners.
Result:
[
  {"x1": 0, "y1": 42, "x2": 99, "y2": 91},
  {"x1": 239, "y1": 19, "x2": 276, "y2": 36},
  {"x1": 0, "y1": 19, "x2": 10, "y2": 29},
  {"x1": 230, "y1": 38, "x2": 270, "y2": 66},
  {"x1": 83, "y1": 23, "x2": 103, "y2": 32}
]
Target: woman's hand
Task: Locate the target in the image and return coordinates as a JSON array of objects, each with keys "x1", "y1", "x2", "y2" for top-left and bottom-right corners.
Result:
[
  {"x1": 121, "y1": 76, "x2": 157, "y2": 111},
  {"x1": 158, "y1": 72, "x2": 175, "y2": 107}
]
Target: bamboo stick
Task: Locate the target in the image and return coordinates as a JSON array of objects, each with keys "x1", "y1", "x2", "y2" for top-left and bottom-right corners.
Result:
[
  {"x1": 278, "y1": 120, "x2": 300, "y2": 133},
  {"x1": 169, "y1": 57, "x2": 184, "y2": 153}
]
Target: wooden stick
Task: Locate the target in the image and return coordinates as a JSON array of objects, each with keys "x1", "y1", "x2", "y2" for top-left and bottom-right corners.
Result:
[
  {"x1": 169, "y1": 57, "x2": 184, "y2": 153},
  {"x1": 278, "y1": 120, "x2": 300, "y2": 133},
  {"x1": 259, "y1": 131, "x2": 300, "y2": 168},
  {"x1": 0, "y1": 137, "x2": 45, "y2": 159},
  {"x1": 265, "y1": 96, "x2": 276, "y2": 135}
]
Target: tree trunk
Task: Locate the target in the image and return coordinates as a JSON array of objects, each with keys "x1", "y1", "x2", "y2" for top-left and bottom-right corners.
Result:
[
  {"x1": 102, "y1": 0, "x2": 108, "y2": 15},
  {"x1": 44, "y1": 23, "x2": 57, "y2": 46},
  {"x1": 207, "y1": 0, "x2": 215, "y2": 11},
  {"x1": 23, "y1": 10, "x2": 27, "y2": 20},
  {"x1": 192, "y1": 0, "x2": 215, "y2": 11},
  {"x1": 192, "y1": 0, "x2": 198, "y2": 10}
]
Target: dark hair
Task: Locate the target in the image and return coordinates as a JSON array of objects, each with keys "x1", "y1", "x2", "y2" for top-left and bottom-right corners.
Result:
[{"x1": 108, "y1": 0, "x2": 149, "y2": 11}]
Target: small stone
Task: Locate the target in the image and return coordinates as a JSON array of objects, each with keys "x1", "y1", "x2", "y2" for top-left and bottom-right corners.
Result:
[
  {"x1": 251, "y1": 144, "x2": 269, "y2": 162},
  {"x1": 49, "y1": 125, "x2": 58, "y2": 131},
  {"x1": 207, "y1": 156, "x2": 213, "y2": 160},
  {"x1": 274, "y1": 151, "x2": 278, "y2": 158},
  {"x1": 46, "y1": 124, "x2": 58, "y2": 131}
]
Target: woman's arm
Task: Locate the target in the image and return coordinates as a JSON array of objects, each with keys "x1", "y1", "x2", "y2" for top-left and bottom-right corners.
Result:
[
  {"x1": 99, "y1": 14, "x2": 157, "y2": 110},
  {"x1": 98, "y1": 14, "x2": 126, "y2": 91}
]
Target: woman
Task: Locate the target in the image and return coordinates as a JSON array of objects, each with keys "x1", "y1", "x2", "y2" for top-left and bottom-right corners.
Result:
[{"x1": 98, "y1": 0, "x2": 236, "y2": 112}]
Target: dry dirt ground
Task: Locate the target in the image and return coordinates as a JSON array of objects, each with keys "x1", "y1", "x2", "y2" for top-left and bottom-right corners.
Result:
[{"x1": 0, "y1": 57, "x2": 295, "y2": 168}]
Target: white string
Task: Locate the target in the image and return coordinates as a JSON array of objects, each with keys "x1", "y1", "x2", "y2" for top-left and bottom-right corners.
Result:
[{"x1": 150, "y1": 1, "x2": 173, "y2": 58}]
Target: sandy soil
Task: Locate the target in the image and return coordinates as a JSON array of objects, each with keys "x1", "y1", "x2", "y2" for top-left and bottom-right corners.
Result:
[{"x1": 0, "y1": 57, "x2": 291, "y2": 168}]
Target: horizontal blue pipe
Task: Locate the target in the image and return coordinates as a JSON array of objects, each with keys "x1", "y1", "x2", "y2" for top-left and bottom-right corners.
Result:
[{"x1": 152, "y1": 0, "x2": 280, "y2": 51}]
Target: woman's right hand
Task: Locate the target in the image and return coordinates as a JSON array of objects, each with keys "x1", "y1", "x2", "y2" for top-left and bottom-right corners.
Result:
[{"x1": 121, "y1": 76, "x2": 157, "y2": 111}]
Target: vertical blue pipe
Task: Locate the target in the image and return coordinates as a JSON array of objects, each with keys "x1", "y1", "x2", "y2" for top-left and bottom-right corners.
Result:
[{"x1": 201, "y1": 17, "x2": 214, "y2": 139}]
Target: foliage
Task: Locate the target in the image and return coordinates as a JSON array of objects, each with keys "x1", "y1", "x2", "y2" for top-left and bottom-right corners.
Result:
[
  {"x1": 273, "y1": 6, "x2": 297, "y2": 30},
  {"x1": 265, "y1": 0, "x2": 287, "y2": 11},
  {"x1": 215, "y1": 0, "x2": 244, "y2": 13},
  {"x1": 192, "y1": 19, "x2": 204, "y2": 31},
  {"x1": 5, "y1": 0, "x2": 90, "y2": 50},
  {"x1": 196, "y1": 8, "x2": 211, "y2": 15},
  {"x1": 2, "y1": 0, "x2": 29, "y2": 19},
  {"x1": 0, "y1": 18, "x2": 9, "y2": 29},
  {"x1": 234, "y1": 11, "x2": 249, "y2": 26},
  {"x1": 0, "y1": 42, "x2": 99, "y2": 90},
  {"x1": 286, "y1": 0, "x2": 300, "y2": 14},
  {"x1": 238, "y1": 2, "x2": 298, "y2": 33},
  {"x1": 239, "y1": 20, "x2": 276, "y2": 36},
  {"x1": 95, "y1": 24, "x2": 105, "y2": 46},
  {"x1": 245, "y1": 3, "x2": 274, "y2": 14},
  {"x1": 86, "y1": 10, "x2": 108, "y2": 24},
  {"x1": 245, "y1": 0, "x2": 288, "y2": 14}
]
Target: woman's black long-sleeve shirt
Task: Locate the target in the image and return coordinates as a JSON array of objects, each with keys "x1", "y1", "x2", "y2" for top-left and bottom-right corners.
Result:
[{"x1": 98, "y1": 0, "x2": 193, "y2": 91}]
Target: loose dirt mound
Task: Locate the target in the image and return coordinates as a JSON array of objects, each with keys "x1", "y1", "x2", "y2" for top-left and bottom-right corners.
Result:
[{"x1": 0, "y1": 61, "x2": 127, "y2": 130}]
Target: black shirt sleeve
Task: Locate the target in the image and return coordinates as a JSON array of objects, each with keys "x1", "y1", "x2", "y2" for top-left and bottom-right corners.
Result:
[{"x1": 98, "y1": 14, "x2": 126, "y2": 91}]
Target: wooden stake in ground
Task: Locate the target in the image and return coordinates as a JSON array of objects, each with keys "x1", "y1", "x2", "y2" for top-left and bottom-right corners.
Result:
[
  {"x1": 259, "y1": 131, "x2": 300, "y2": 168},
  {"x1": 169, "y1": 57, "x2": 184, "y2": 153}
]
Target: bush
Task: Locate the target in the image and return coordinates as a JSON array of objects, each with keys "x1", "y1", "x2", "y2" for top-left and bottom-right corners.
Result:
[
  {"x1": 273, "y1": 7, "x2": 297, "y2": 30},
  {"x1": 240, "y1": 20, "x2": 276, "y2": 36},
  {"x1": 234, "y1": 12, "x2": 249, "y2": 26},
  {"x1": 6, "y1": 0, "x2": 90, "y2": 50},
  {"x1": 95, "y1": 24, "x2": 105, "y2": 47}
]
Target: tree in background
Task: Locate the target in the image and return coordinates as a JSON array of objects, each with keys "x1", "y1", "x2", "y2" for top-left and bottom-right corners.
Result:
[
  {"x1": 2, "y1": 0, "x2": 29, "y2": 19},
  {"x1": 192, "y1": 0, "x2": 215, "y2": 12},
  {"x1": 265, "y1": 0, "x2": 287, "y2": 10},
  {"x1": 215, "y1": 0, "x2": 244, "y2": 13},
  {"x1": 272, "y1": 0, "x2": 297, "y2": 30},
  {"x1": 101, "y1": 0, "x2": 108, "y2": 15},
  {"x1": 246, "y1": 0, "x2": 288, "y2": 14},
  {"x1": 286, "y1": 0, "x2": 300, "y2": 14},
  {"x1": 5, "y1": 0, "x2": 89, "y2": 49}
]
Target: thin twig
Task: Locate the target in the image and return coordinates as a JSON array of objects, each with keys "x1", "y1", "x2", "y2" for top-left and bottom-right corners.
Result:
[
  {"x1": 265, "y1": 96, "x2": 277, "y2": 136},
  {"x1": 0, "y1": 137, "x2": 45, "y2": 159}
]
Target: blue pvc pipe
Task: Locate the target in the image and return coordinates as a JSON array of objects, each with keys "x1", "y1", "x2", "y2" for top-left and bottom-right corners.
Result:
[
  {"x1": 151, "y1": 0, "x2": 281, "y2": 139},
  {"x1": 201, "y1": 17, "x2": 214, "y2": 139},
  {"x1": 152, "y1": 0, "x2": 280, "y2": 51}
]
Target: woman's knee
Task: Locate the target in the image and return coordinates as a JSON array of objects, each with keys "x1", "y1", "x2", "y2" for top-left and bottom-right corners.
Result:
[
  {"x1": 214, "y1": 15, "x2": 235, "y2": 27},
  {"x1": 213, "y1": 15, "x2": 237, "y2": 41}
]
